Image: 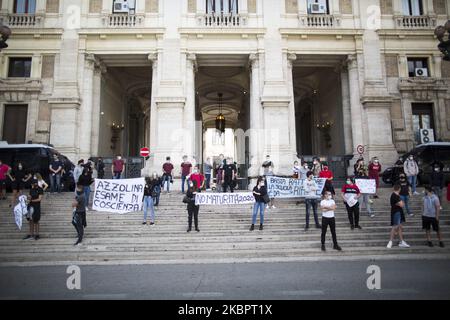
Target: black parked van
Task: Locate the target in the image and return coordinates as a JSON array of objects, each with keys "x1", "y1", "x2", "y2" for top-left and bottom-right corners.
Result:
[
  {"x1": 0, "y1": 143, "x2": 75, "y2": 191},
  {"x1": 382, "y1": 142, "x2": 450, "y2": 186}
]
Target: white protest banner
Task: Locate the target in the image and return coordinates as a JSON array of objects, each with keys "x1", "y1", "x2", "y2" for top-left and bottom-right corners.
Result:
[
  {"x1": 355, "y1": 179, "x2": 376, "y2": 194},
  {"x1": 93, "y1": 178, "x2": 145, "y2": 214},
  {"x1": 195, "y1": 193, "x2": 255, "y2": 206},
  {"x1": 266, "y1": 176, "x2": 327, "y2": 198}
]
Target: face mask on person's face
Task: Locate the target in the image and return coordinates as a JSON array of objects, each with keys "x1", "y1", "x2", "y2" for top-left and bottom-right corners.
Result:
[
  {"x1": 76, "y1": 190, "x2": 83, "y2": 195},
  {"x1": 18, "y1": 165, "x2": 23, "y2": 170},
  {"x1": 400, "y1": 176, "x2": 406, "y2": 180},
  {"x1": 346, "y1": 180, "x2": 352, "y2": 185},
  {"x1": 409, "y1": 157, "x2": 413, "y2": 161},
  {"x1": 434, "y1": 168, "x2": 440, "y2": 172},
  {"x1": 260, "y1": 183, "x2": 265, "y2": 187},
  {"x1": 117, "y1": 156, "x2": 122, "y2": 160},
  {"x1": 326, "y1": 195, "x2": 332, "y2": 200}
]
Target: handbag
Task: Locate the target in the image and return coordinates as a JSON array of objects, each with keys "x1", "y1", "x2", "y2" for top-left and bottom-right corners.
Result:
[
  {"x1": 182, "y1": 195, "x2": 192, "y2": 204},
  {"x1": 263, "y1": 194, "x2": 270, "y2": 204}
]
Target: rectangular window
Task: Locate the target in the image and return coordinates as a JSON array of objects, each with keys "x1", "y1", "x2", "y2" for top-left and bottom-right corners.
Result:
[
  {"x1": 206, "y1": 0, "x2": 238, "y2": 13},
  {"x1": 307, "y1": 0, "x2": 330, "y2": 14},
  {"x1": 402, "y1": 0, "x2": 423, "y2": 15},
  {"x1": 407, "y1": 57, "x2": 429, "y2": 77},
  {"x1": 14, "y1": 0, "x2": 36, "y2": 14},
  {"x1": 2, "y1": 105, "x2": 28, "y2": 144},
  {"x1": 212, "y1": 130, "x2": 225, "y2": 145},
  {"x1": 8, "y1": 57, "x2": 32, "y2": 78}
]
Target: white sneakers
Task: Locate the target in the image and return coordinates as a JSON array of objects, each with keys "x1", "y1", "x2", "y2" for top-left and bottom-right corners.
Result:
[{"x1": 387, "y1": 240, "x2": 411, "y2": 248}]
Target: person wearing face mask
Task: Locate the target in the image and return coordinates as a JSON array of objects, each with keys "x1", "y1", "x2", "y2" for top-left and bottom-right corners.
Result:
[
  {"x1": 299, "y1": 162, "x2": 309, "y2": 180},
  {"x1": 112, "y1": 155, "x2": 125, "y2": 179},
  {"x1": 319, "y1": 165, "x2": 335, "y2": 197},
  {"x1": 7, "y1": 162, "x2": 31, "y2": 208},
  {"x1": 430, "y1": 165, "x2": 444, "y2": 209},
  {"x1": 353, "y1": 157, "x2": 366, "y2": 177},
  {"x1": 303, "y1": 171, "x2": 321, "y2": 231},
  {"x1": 250, "y1": 176, "x2": 268, "y2": 231},
  {"x1": 142, "y1": 176, "x2": 157, "y2": 225},
  {"x1": 190, "y1": 165, "x2": 205, "y2": 192},
  {"x1": 355, "y1": 168, "x2": 375, "y2": 218},
  {"x1": 341, "y1": 177, "x2": 362, "y2": 230},
  {"x1": 186, "y1": 180, "x2": 200, "y2": 232},
  {"x1": 320, "y1": 191, "x2": 342, "y2": 251},
  {"x1": 403, "y1": 155, "x2": 419, "y2": 195},
  {"x1": 78, "y1": 168, "x2": 94, "y2": 211},
  {"x1": 151, "y1": 172, "x2": 162, "y2": 206},
  {"x1": 49, "y1": 155, "x2": 63, "y2": 193},
  {"x1": 71, "y1": 184, "x2": 86, "y2": 246},
  {"x1": 292, "y1": 161, "x2": 301, "y2": 179},
  {"x1": 312, "y1": 157, "x2": 322, "y2": 177},
  {"x1": 0, "y1": 159, "x2": 10, "y2": 201},
  {"x1": 397, "y1": 173, "x2": 413, "y2": 217},
  {"x1": 23, "y1": 179, "x2": 44, "y2": 241},
  {"x1": 368, "y1": 157, "x2": 382, "y2": 199}
]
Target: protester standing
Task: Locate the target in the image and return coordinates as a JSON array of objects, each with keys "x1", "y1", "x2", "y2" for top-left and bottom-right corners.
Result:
[
  {"x1": 293, "y1": 161, "x2": 301, "y2": 179},
  {"x1": 353, "y1": 157, "x2": 365, "y2": 176},
  {"x1": 78, "y1": 168, "x2": 94, "y2": 211},
  {"x1": 112, "y1": 155, "x2": 125, "y2": 179},
  {"x1": 215, "y1": 161, "x2": 224, "y2": 193},
  {"x1": 33, "y1": 173, "x2": 49, "y2": 192},
  {"x1": 0, "y1": 159, "x2": 10, "y2": 200},
  {"x1": 422, "y1": 186, "x2": 444, "y2": 247},
  {"x1": 262, "y1": 155, "x2": 276, "y2": 209},
  {"x1": 72, "y1": 184, "x2": 86, "y2": 245},
  {"x1": 320, "y1": 191, "x2": 342, "y2": 251},
  {"x1": 203, "y1": 158, "x2": 213, "y2": 190},
  {"x1": 23, "y1": 179, "x2": 43, "y2": 241},
  {"x1": 142, "y1": 176, "x2": 157, "y2": 225},
  {"x1": 404, "y1": 155, "x2": 419, "y2": 195},
  {"x1": 312, "y1": 158, "x2": 322, "y2": 177},
  {"x1": 186, "y1": 180, "x2": 200, "y2": 232},
  {"x1": 299, "y1": 162, "x2": 309, "y2": 180},
  {"x1": 49, "y1": 154, "x2": 63, "y2": 193},
  {"x1": 368, "y1": 157, "x2": 382, "y2": 199},
  {"x1": 430, "y1": 165, "x2": 444, "y2": 209},
  {"x1": 180, "y1": 155, "x2": 192, "y2": 194},
  {"x1": 96, "y1": 157, "x2": 105, "y2": 179},
  {"x1": 7, "y1": 162, "x2": 31, "y2": 208},
  {"x1": 387, "y1": 184, "x2": 410, "y2": 248},
  {"x1": 151, "y1": 172, "x2": 162, "y2": 206},
  {"x1": 250, "y1": 176, "x2": 267, "y2": 231},
  {"x1": 190, "y1": 165, "x2": 205, "y2": 191},
  {"x1": 222, "y1": 158, "x2": 236, "y2": 193},
  {"x1": 355, "y1": 168, "x2": 375, "y2": 218},
  {"x1": 73, "y1": 159, "x2": 84, "y2": 185},
  {"x1": 398, "y1": 173, "x2": 413, "y2": 217},
  {"x1": 319, "y1": 165, "x2": 335, "y2": 196},
  {"x1": 303, "y1": 171, "x2": 321, "y2": 231},
  {"x1": 341, "y1": 177, "x2": 362, "y2": 230},
  {"x1": 162, "y1": 157, "x2": 174, "y2": 193}
]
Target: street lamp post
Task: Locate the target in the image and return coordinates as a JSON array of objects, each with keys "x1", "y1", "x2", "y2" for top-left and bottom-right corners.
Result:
[
  {"x1": 0, "y1": 22, "x2": 12, "y2": 51},
  {"x1": 435, "y1": 20, "x2": 450, "y2": 61}
]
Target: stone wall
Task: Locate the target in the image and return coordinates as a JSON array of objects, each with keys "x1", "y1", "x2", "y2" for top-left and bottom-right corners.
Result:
[
  {"x1": 145, "y1": 0, "x2": 159, "y2": 13},
  {"x1": 380, "y1": 0, "x2": 393, "y2": 15},
  {"x1": 89, "y1": 0, "x2": 102, "y2": 14},
  {"x1": 46, "y1": 0, "x2": 59, "y2": 13},
  {"x1": 340, "y1": 0, "x2": 353, "y2": 14},
  {"x1": 385, "y1": 55, "x2": 399, "y2": 78},
  {"x1": 433, "y1": 0, "x2": 447, "y2": 14},
  {"x1": 442, "y1": 60, "x2": 450, "y2": 78},
  {"x1": 248, "y1": 0, "x2": 257, "y2": 13},
  {"x1": 41, "y1": 55, "x2": 55, "y2": 79},
  {"x1": 188, "y1": 0, "x2": 196, "y2": 13},
  {"x1": 285, "y1": 0, "x2": 297, "y2": 13}
]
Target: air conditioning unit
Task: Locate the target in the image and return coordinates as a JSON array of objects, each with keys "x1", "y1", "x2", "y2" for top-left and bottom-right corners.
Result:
[
  {"x1": 310, "y1": 3, "x2": 327, "y2": 14},
  {"x1": 113, "y1": 0, "x2": 136, "y2": 14},
  {"x1": 415, "y1": 68, "x2": 429, "y2": 77},
  {"x1": 420, "y1": 128, "x2": 434, "y2": 144}
]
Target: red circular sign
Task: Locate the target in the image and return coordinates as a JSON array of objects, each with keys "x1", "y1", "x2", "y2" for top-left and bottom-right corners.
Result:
[
  {"x1": 140, "y1": 147, "x2": 150, "y2": 157},
  {"x1": 357, "y1": 145, "x2": 364, "y2": 155}
]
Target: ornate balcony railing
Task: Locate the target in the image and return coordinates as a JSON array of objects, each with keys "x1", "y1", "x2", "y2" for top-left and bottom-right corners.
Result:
[
  {"x1": 299, "y1": 14, "x2": 339, "y2": 28},
  {"x1": 6, "y1": 14, "x2": 43, "y2": 27},
  {"x1": 103, "y1": 14, "x2": 144, "y2": 27},
  {"x1": 197, "y1": 13, "x2": 246, "y2": 27},
  {"x1": 396, "y1": 15, "x2": 436, "y2": 29}
]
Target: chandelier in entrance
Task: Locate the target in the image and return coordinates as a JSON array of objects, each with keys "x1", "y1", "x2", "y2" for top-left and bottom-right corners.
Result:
[{"x1": 215, "y1": 92, "x2": 226, "y2": 133}]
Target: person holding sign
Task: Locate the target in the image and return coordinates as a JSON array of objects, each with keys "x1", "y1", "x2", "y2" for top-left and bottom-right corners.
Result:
[
  {"x1": 355, "y1": 169, "x2": 375, "y2": 218},
  {"x1": 320, "y1": 191, "x2": 342, "y2": 252},
  {"x1": 368, "y1": 157, "x2": 382, "y2": 199},
  {"x1": 23, "y1": 179, "x2": 43, "y2": 241},
  {"x1": 341, "y1": 177, "x2": 362, "y2": 230},
  {"x1": 186, "y1": 180, "x2": 200, "y2": 232},
  {"x1": 303, "y1": 171, "x2": 321, "y2": 231},
  {"x1": 250, "y1": 177, "x2": 268, "y2": 231}
]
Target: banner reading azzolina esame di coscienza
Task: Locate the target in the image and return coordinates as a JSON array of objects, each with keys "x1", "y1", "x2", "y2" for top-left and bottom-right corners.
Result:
[{"x1": 93, "y1": 178, "x2": 145, "y2": 214}]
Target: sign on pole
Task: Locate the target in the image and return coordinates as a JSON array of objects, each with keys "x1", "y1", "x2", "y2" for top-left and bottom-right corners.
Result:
[{"x1": 140, "y1": 147, "x2": 150, "y2": 157}]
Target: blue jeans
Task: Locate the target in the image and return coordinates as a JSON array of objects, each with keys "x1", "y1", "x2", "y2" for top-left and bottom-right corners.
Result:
[
  {"x1": 162, "y1": 174, "x2": 171, "y2": 192},
  {"x1": 205, "y1": 173, "x2": 211, "y2": 189},
  {"x1": 252, "y1": 201, "x2": 265, "y2": 225},
  {"x1": 143, "y1": 196, "x2": 155, "y2": 222},
  {"x1": 49, "y1": 173, "x2": 61, "y2": 193},
  {"x1": 400, "y1": 195, "x2": 411, "y2": 215},
  {"x1": 181, "y1": 175, "x2": 189, "y2": 193},
  {"x1": 113, "y1": 172, "x2": 122, "y2": 179},
  {"x1": 408, "y1": 175, "x2": 417, "y2": 193},
  {"x1": 305, "y1": 199, "x2": 320, "y2": 227},
  {"x1": 83, "y1": 186, "x2": 90, "y2": 208},
  {"x1": 359, "y1": 194, "x2": 373, "y2": 215}
]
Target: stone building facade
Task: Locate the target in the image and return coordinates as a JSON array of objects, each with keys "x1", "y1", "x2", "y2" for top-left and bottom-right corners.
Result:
[{"x1": 0, "y1": 0, "x2": 449, "y2": 178}]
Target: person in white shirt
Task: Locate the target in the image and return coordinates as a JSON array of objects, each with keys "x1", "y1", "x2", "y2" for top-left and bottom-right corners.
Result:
[
  {"x1": 299, "y1": 162, "x2": 309, "y2": 180},
  {"x1": 320, "y1": 191, "x2": 342, "y2": 251},
  {"x1": 293, "y1": 161, "x2": 301, "y2": 179},
  {"x1": 303, "y1": 171, "x2": 321, "y2": 231}
]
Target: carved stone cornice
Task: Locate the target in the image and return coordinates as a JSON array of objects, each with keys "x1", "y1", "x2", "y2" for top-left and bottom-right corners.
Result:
[
  {"x1": 0, "y1": 78, "x2": 42, "y2": 101},
  {"x1": 398, "y1": 77, "x2": 448, "y2": 100}
]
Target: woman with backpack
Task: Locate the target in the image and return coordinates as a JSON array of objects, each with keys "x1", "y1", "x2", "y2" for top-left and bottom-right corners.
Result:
[
  {"x1": 78, "y1": 167, "x2": 94, "y2": 211},
  {"x1": 250, "y1": 176, "x2": 268, "y2": 231}
]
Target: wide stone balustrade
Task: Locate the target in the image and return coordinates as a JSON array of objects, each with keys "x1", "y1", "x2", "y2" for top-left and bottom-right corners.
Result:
[
  {"x1": 395, "y1": 15, "x2": 436, "y2": 29},
  {"x1": 197, "y1": 13, "x2": 246, "y2": 27},
  {"x1": 4, "y1": 14, "x2": 43, "y2": 28},
  {"x1": 300, "y1": 14, "x2": 339, "y2": 28},
  {"x1": 103, "y1": 13, "x2": 144, "y2": 28}
]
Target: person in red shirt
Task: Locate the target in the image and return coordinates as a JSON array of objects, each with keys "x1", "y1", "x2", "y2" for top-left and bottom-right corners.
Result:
[
  {"x1": 0, "y1": 159, "x2": 10, "y2": 200},
  {"x1": 368, "y1": 157, "x2": 382, "y2": 198},
  {"x1": 180, "y1": 155, "x2": 192, "y2": 194},
  {"x1": 112, "y1": 155, "x2": 125, "y2": 179},
  {"x1": 319, "y1": 165, "x2": 335, "y2": 196},
  {"x1": 189, "y1": 165, "x2": 205, "y2": 191},
  {"x1": 341, "y1": 177, "x2": 361, "y2": 230},
  {"x1": 162, "y1": 156, "x2": 174, "y2": 193}
]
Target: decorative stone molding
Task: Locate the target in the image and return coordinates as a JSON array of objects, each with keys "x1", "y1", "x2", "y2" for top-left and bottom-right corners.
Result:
[
  {"x1": 102, "y1": 13, "x2": 145, "y2": 28},
  {"x1": 394, "y1": 15, "x2": 436, "y2": 29},
  {"x1": 196, "y1": 13, "x2": 247, "y2": 27},
  {"x1": 398, "y1": 77, "x2": 448, "y2": 101},
  {"x1": 0, "y1": 79, "x2": 42, "y2": 102}
]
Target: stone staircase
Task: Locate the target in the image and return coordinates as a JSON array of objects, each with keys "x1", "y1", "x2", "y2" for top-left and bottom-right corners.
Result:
[{"x1": 0, "y1": 188, "x2": 449, "y2": 266}]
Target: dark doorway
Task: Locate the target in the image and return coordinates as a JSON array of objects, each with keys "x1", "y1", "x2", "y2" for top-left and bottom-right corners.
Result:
[{"x1": 3, "y1": 104, "x2": 28, "y2": 143}]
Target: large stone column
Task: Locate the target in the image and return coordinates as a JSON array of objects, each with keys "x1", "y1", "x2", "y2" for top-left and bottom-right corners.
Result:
[
  {"x1": 90, "y1": 60, "x2": 105, "y2": 157},
  {"x1": 185, "y1": 53, "x2": 197, "y2": 164},
  {"x1": 347, "y1": 54, "x2": 364, "y2": 156},
  {"x1": 286, "y1": 52, "x2": 297, "y2": 158},
  {"x1": 78, "y1": 53, "x2": 95, "y2": 160},
  {"x1": 248, "y1": 53, "x2": 263, "y2": 178},
  {"x1": 340, "y1": 63, "x2": 353, "y2": 155}
]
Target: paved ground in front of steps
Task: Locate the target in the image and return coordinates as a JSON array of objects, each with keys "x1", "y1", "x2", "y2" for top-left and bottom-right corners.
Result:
[{"x1": 1, "y1": 259, "x2": 449, "y2": 300}]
